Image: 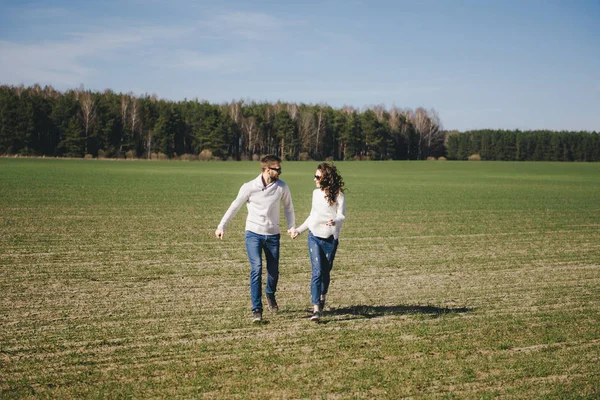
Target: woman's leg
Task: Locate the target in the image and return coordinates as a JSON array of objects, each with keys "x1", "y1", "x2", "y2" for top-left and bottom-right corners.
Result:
[
  {"x1": 308, "y1": 232, "x2": 324, "y2": 307},
  {"x1": 321, "y1": 239, "x2": 338, "y2": 297}
]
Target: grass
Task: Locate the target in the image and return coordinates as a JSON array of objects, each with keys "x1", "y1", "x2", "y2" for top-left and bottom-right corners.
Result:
[{"x1": 1, "y1": 158, "x2": 599, "y2": 398}]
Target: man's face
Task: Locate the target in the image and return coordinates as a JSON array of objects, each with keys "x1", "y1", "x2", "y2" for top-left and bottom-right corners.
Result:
[{"x1": 267, "y1": 163, "x2": 281, "y2": 181}]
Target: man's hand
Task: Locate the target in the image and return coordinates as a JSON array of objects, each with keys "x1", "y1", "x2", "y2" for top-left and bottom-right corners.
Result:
[
  {"x1": 215, "y1": 228, "x2": 224, "y2": 239},
  {"x1": 325, "y1": 219, "x2": 336, "y2": 226}
]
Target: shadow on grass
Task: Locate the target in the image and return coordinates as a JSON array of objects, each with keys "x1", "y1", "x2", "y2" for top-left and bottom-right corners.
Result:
[{"x1": 323, "y1": 304, "x2": 473, "y2": 322}]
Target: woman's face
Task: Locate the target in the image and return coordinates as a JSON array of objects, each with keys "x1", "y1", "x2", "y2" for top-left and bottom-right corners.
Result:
[{"x1": 314, "y1": 169, "x2": 322, "y2": 188}]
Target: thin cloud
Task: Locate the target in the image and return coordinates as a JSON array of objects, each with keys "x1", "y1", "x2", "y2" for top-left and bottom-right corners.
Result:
[
  {"x1": 22, "y1": 6, "x2": 78, "y2": 20},
  {"x1": 165, "y1": 49, "x2": 255, "y2": 73},
  {"x1": 0, "y1": 29, "x2": 144, "y2": 86},
  {"x1": 0, "y1": 40, "x2": 94, "y2": 87},
  {"x1": 208, "y1": 11, "x2": 290, "y2": 41},
  {"x1": 0, "y1": 23, "x2": 193, "y2": 88},
  {"x1": 0, "y1": 5, "x2": 298, "y2": 88},
  {"x1": 311, "y1": 28, "x2": 366, "y2": 53}
]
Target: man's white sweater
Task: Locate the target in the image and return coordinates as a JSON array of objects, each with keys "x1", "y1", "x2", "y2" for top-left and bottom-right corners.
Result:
[
  {"x1": 296, "y1": 189, "x2": 346, "y2": 239},
  {"x1": 218, "y1": 174, "x2": 295, "y2": 235}
]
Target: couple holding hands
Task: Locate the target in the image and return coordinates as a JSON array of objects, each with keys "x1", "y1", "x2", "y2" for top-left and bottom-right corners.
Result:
[{"x1": 215, "y1": 155, "x2": 346, "y2": 323}]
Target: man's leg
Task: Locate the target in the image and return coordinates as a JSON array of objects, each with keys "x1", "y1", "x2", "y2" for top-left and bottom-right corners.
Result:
[
  {"x1": 264, "y1": 234, "x2": 280, "y2": 310},
  {"x1": 245, "y1": 231, "x2": 263, "y2": 313}
]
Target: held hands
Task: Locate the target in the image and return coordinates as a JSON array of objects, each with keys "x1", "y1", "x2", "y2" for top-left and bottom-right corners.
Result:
[
  {"x1": 288, "y1": 228, "x2": 299, "y2": 239},
  {"x1": 215, "y1": 228, "x2": 224, "y2": 239},
  {"x1": 288, "y1": 221, "x2": 334, "y2": 239}
]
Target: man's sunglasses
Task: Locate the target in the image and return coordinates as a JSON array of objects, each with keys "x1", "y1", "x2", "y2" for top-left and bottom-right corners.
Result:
[{"x1": 270, "y1": 167, "x2": 282, "y2": 173}]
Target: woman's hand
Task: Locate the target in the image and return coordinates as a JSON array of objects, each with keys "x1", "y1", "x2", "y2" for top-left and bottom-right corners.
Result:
[{"x1": 325, "y1": 219, "x2": 335, "y2": 226}]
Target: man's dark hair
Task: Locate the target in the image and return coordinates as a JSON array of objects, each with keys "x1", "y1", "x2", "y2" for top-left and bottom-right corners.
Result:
[{"x1": 260, "y1": 155, "x2": 282, "y2": 171}]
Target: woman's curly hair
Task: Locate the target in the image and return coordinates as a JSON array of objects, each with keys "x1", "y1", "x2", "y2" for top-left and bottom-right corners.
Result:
[{"x1": 317, "y1": 163, "x2": 345, "y2": 205}]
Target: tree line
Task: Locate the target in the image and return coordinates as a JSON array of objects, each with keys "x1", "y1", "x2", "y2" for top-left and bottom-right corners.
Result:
[
  {"x1": 0, "y1": 84, "x2": 598, "y2": 161},
  {"x1": 446, "y1": 129, "x2": 600, "y2": 161},
  {"x1": 0, "y1": 84, "x2": 444, "y2": 160}
]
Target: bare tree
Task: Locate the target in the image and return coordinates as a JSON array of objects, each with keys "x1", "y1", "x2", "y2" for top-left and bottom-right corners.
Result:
[
  {"x1": 413, "y1": 108, "x2": 428, "y2": 160},
  {"x1": 145, "y1": 95, "x2": 158, "y2": 158},
  {"x1": 264, "y1": 104, "x2": 274, "y2": 154},
  {"x1": 242, "y1": 116, "x2": 257, "y2": 156},
  {"x1": 130, "y1": 96, "x2": 139, "y2": 134},
  {"x1": 298, "y1": 111, "x2": 316, "y2": 152},
  {"x1": 424, "y1": 108, "x2": 443, "y2": 157},
  {"x1": 342, "y1": 105, "x2": 356, "y2": 116},
  {"x1": 315, "y1": 108, "x2": 324, "y2": 156},
  {"x1": 389, "y1": 106, "x2": 402, "y2": 134},
  {"x1": 412, "y1": 107, "x2": 442, "y2": 159},
  {"x1": 79, "y1": 90, "x2": 96, "y2": 154},
  {"x1": 273, "y1": 101, "x2": 285, "y2": 115},
  {"x1": 400, "y1": 117, "x2": 411, "y2": 159},
  {"x1": 147, "y1": 130, "x2": 153, "y2": 160},
  {"x1": 373, "y1": 104, "x2": 387, "y2": 123},
  {"x1": 31, "y1": 83, "x2": 42, "y2": 95},
  {"x1": 130, "y1": 96, "x2": 140, "y2": 153},
  {"x1": 402, "y1": 108, "x2": 415, "y2": 121},
  {"x1": 286, "y1": 103, "x2": 298, "y2": 121},
  {"x1": 15, "y1": 84, "x2": 25, "y2": 97},
  {"x1": 43, "y1": 85, "x2": 59, "y2": 99},
  {"x1": 119, "y1": 95, "x2": 130, "y2": 154},
  {"x1": 228, "y1": 101, "x2": 243, "y2": 125}
]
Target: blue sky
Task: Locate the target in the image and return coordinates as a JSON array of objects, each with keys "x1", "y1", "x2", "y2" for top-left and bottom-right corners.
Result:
[{"x1": 1, "y1": 0, "x2": 598, "y2": 131}]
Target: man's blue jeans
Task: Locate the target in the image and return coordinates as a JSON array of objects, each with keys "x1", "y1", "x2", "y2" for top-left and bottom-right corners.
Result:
[
  {"x1": 245, "y1": 231, "x2": 280, "y2": 312},
  {"x1": 308, "y1": 231, "x2": 338, "y2": 306}
]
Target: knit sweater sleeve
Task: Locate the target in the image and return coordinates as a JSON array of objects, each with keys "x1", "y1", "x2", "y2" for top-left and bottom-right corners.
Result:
[
  {"x1": 295, "y1": 189, "x2": 317, "y2": 235},
  {"x1": 217, "y1": 183, "x2": 250, "y2": 230},
  {"x1": 333, "y1": 191, "x2": 346, "y2": 226},
  {"x1": 281, "y1": 182, "x2": 296, "y2": 229},
  {"x1": 296, "y1": 216, "x2": 310, "y2": 235}
]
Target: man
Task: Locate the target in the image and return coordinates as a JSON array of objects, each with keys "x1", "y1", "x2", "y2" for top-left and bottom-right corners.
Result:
[{"x1": 215, "y1": 155, "x2": 295, "y2": 323}]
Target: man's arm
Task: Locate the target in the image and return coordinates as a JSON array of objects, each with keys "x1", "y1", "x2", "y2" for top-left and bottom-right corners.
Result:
[
  {"x1": 281, "y1": 183, "x2": 295, "y2": 231},
  {"x1": 215, "y1": 184, "x2": 249, "y2": 239}
]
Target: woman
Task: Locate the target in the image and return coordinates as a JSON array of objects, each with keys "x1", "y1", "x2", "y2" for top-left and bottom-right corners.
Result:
[{"x1": 290, "y1": 163, "x2": 346, "y2": 322}]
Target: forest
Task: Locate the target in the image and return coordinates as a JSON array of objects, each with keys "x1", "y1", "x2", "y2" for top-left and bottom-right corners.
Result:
[{"x1": 1, "y1": 84, "x2": 598, "y2": 161}]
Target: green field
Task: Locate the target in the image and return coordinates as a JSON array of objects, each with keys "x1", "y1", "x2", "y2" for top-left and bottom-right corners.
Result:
[{"x1": 1, "y1": 158, "x2": 599, "y2": 399}]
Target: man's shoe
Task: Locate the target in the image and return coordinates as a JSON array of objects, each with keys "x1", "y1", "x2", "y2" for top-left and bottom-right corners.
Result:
[
  {"x1": 310, "y1": 311, "x2": 321, "y2": 322},
  {"x1": 252, "y1": 311, "x2": 262, "y2": 323},
  {"x1": 266, "y1": 293, "x2": 279, "y2": 312},
  {"x1": 318, "y1": 299, "x2": 325, "y2": 312}
]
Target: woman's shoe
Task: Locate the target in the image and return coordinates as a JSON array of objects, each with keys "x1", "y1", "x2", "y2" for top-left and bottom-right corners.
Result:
[{"x1": 310, "y1": 311, "x2": 321, "y2": 322}]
